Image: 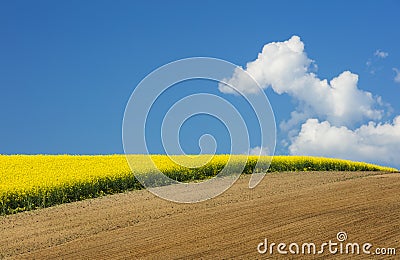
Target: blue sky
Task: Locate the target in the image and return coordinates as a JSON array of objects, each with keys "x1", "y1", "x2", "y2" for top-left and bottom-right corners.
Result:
[{"x1": 1, "y1": 1, "x2": 399, "y2": 167}]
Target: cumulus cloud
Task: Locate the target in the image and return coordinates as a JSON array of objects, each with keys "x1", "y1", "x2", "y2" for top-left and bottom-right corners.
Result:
[
  {"x1": 248, "y1": 146, "x2": 271, "y2": 156},
  {"x1": 367, "y1": 50, "x2": 388, "y2": 75},
  {"x1": 289, "y1": 117, "x2": 400, "y2": 167},
  {"x1": 374, "y1": 49, "x2": 389, "y2": 58},
  {"x1": 393, "y1": 68, "x2": 400, "y2": 83},
  {"x1": 219, "y1": 36, "x2": 383, "y2": 127},
  {"x1": 220, "y1": 36, "x2": 399, "y2": 167}
]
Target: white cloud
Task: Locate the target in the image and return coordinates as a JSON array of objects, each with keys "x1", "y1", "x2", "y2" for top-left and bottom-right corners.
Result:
[
  {"x1": 248, "y1": 146, "x2": 271, "y2": 156},
  {"x1": 374, "y1": 49, "x2": 389, "y2": 58},
  {"x1": 222, "y1": 36, "x2": 398, "y2": 167},
  {"x1": 393, "y1": 68, "x2": 400, "y2": 83},
  {"x1": 289, "y1": 117, "x2": 400, "y2": 167},
  {"x1": 219, "y1": 36, "x2": 383, "y2": 127},
  {"x1": 366, "y1": 50, "x2": 388, "y2": 75}
]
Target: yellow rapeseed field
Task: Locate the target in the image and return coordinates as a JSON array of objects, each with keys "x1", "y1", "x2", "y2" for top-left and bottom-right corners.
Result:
[{"x1": 0, "y1": 155, "x2": 397, "y2": 215}]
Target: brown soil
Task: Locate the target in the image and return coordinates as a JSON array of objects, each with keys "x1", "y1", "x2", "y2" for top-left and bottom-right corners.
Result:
[{"x1": 1, "y1": 171, "x2": 399, "y2": 259}]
